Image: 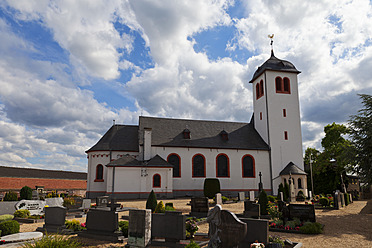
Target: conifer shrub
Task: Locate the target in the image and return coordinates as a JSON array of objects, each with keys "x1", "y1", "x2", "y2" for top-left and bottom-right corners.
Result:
[
  {"x1": 0, "y1": 220, "x2": 20, "y2": 236},
  {"x1": 118, "y1": 221, "x2": 129, "y2": 237},
  {"x1": 0, "y1": 214, "x2": 14, "y2": 223},
  {"x1": 20, "y1": 186, "x2": 33, "y2": 200},
  {"x1": 284, "y1": 182, "x2": 290, "y2": 201},
  {"x1": 258, "y1": 190, "x2": 269, "y2": 215},
  {"x1": 4, "y1": 191, "x2": 18, "y2": 201},
  {"x1": 146, "y1": 190, "x2": 157, "y2": 213},
  {"x1": 14, "y1": 209, "x2": 30, "y2": 218},
  {"x1": 203, "y1": 178, "x2": 221, "y2": 199},
  {"x1": 154, "y1": 201, "x2": 165, "y2": 213}
]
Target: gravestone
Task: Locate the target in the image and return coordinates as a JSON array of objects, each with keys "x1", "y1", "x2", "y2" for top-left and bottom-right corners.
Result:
[
  {"x1": 279, "y1": 192, "x2": 284, "y2": 202},
  {"x1": 238, "y1": 192, "x2": 245, "y2": 202},
  {"x1": 334, "y1": 192, "x2": 342, "y2": 209},
  {"x1": 151, "y1": 211, "x2": 186, "y2": 247},
  {"x1": 249, "y1": 191, "x2": 255, "y2": 201},
  {"x1": 340, "y1": 193, "x2": 345, "y2": 207},
  {"x1": 190, "y1": 197, "x2": 209, "y2": 217},
  {"x1": 15, "y1": 200, "x2": 46, "y2": 215},
  {"x1": 349, "y1": 193, "x2": 353, "y2": 203},
  {"x1": 68, "y1": 197, "x2": 83, "y2": 210},
  {"x1": 308, "y1": 191, "x2": 312, "y2": 200},
  {"x1": 80, "y1": 199, "x2": 92, "y2": 210},
  {"x1": 78, "y1": 209, "x2": 123, "y2": 242},
  {"x1": 239, "y1": 218, "x2": 269, "y2": 247},
  {"x1": 96, "y1": 196, "x2": 110, "y2": 207},
  {"x1": 289, "y1": 204, "x2": 316, "y2": 222},
  {"x1": 32, "y1": 190, "x2": 39, "y2": 200},
  {"x1": 289, "y1": 182, "x2": 295, "y2": 202},
  {"x1": 219, "y1": 210, "x2": 247, "y2": 248},
  {"x1": 128, "y1": 209, "x2": 151, "y2": 247},
  {"x1": 45, "y1": 197, "x2": 63, "y2": 207},
  {"x1": 216, "y1": 193, "x2": 222, "y2": 205},
  {"x1": 36, "y1": 206, "x2": 71, "y2": 234},
  {"x1": 243, "y1": 200, "x2": 260, "y2": 218}
]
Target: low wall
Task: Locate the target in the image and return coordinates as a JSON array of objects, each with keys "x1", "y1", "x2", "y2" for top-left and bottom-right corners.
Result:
[{"x1": 0, "y1": 201, "x2": 17, "y2": 215}]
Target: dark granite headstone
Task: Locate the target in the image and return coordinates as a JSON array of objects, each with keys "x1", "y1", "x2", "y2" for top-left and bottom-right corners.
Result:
[
  {"x1": 66, "y1": 197, "x2": 83, "y2": 211},
  {"x1": 239, "y1": 218, "x2": 269, "y2": 247},
  {"x1": 78, "y1": 209, "x2": 123, "y2": 242},
  {"x1": 37, "y1": 206, "x2": 71, "y2": 234},
  {"x1": 289, "y1": 204, "x2": 316, "y2": 222},
  {"x1": 190, "y1": 197, "x2": 209, "y2": 217},
  {"x1": 243, "y1": 201, "x2": 260, "y2": 218},
  {"x1": 218, "y1": 210, "x2": 247, "y2": 248},
  {"x1": 96, "y1": 196, "x2": 110, "y2": 207},
  {"x1": 128, "y1": 209, "x2": 151, "y2": 247},
  {"x1": 151, "y1": 211, "x2": 186, "y2": 247}
]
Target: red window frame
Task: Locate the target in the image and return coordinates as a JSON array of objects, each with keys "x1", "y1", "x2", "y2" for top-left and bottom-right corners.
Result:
[
  {"x1": 216, "y1": 153, "x2": 230, "y2": 178},
  {"x1": 153, "y1": 174, "x2": 161, "y2": 188},
  {"x1": 242, "y1": 155, "x2": 255, "y2": 178},
  {"x1": 94, "y1": 164, "x2": 104, "y2": 182},
  {"x1": 192, "y1": 154, "x2": 206, "y2": 178},
  {"x1": 284, "y1": 131, "x2": 288, "y2": 140},
  {"x1": 167, "y1": 153, "x2": 181, "y2": 178},
  {"x1": 283, "y1": 109, "x2": 287, "y2": 117},
  {"x1": 276, "y1": 77, "x2": 291, "y2": 94},
  {"x1": 256, "y1": 80, "x2": 264, "y2": 99}
]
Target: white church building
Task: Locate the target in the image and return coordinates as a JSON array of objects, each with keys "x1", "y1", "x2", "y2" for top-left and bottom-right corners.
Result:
[{"x1": 86, "y1": 50, "x2": 308, "y2": 199}]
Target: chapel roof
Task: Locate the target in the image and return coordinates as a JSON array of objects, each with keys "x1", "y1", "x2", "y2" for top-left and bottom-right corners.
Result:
[
  {"x1": 86, "y1": 125, "x2": 139, "y2": 152},
  {"x1": 279, "y1": 162, "x2": 307, "y2": 176},
  {"x1": 106, "y1": 154, "x2": 172, "y2": 168},
  {"x1": 249, "y1": 50, "x2": 300, "y2": 83},
  {"x1": 138, "y1": 116, "x2": 269, "y2": 150}
]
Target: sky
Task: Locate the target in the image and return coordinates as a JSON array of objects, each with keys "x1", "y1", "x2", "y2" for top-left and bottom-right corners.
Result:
[{"x1": 0, "y1": 0, "x2": 371, "y2": 172}]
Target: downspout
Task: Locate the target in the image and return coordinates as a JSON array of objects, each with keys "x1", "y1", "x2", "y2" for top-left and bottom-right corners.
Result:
[
  {"x1": 110, "y1": 150, "x2": 115, "y2": 199},
  {"x1": 264, "y1": 72, "x2": 274, "y2": 194}
]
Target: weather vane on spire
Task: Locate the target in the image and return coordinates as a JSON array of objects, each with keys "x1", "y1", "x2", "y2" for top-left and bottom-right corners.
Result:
[{"x1": 268, "y1": 34, "x2": 274, "y2": 50}]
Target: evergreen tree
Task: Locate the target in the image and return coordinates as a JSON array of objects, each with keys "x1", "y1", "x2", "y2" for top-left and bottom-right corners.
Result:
[
  {"x1": 284, "y1": 182, "x2": 290, "y2": 201},
  {"x1": 349, "y1": 94, "x2": 372, "y2": 185},
  {"x1": 146, "y1": 190, "x2": 157, "y2": 212},
  {"x1": 20, "y1": 186, "x2": 33, "y2": 200},
  {"x1": 258, "y1": 190, "x2": 268, "y2": 215}
]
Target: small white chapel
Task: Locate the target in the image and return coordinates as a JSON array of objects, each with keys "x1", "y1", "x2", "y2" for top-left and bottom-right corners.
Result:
[{"x1": 86, "y1": 47, "x2": 308, "y2": 199}]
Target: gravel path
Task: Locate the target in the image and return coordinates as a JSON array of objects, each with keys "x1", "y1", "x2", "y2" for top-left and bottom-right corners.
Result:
[{"x1": 18, "y1": 198, "x2": 372, "y2": 247}]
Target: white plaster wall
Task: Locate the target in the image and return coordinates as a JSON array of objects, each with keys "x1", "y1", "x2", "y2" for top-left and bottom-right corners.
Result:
[
  {"x1": 252, "y1": 75, "x2": 269, "y2": 144},
  {"x1": 281, "y1": 175, "x2": 308, "y2": 197},
  {"x1": 153, "y1": 147, "x2": 271, "y2": 192}
]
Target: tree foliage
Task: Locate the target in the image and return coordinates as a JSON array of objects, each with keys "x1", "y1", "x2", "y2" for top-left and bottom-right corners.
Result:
[
  {"x1": 20, "y1": 186, "x2": 33, "y2": 200},
  {"x1": 349, "y1": 94, "x2": 372, "y2": 185}
]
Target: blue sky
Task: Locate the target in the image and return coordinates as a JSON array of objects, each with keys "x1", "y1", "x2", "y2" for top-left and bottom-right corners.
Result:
[{"x1": 0, "y1": 0, "x2": 371, "y2": 172}]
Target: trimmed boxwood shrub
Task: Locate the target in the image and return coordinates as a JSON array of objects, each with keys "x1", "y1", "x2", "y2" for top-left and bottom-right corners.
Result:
[
  {"x1": 146, "y1": 190, "x2": 157, "y2": 213},
  {"x1": 4, "y1": 191, "x2": 18, "y2": 201},
  {"x1": 0, "y1": 220, "x2": 20, "y2": 236},
  {"x1": 118, "y1": 221, "x2": 129, "y2": 237},
  {"x1": 20, "y1": 186, "x2": 33, "y2": 200},
  {"x1": 299, "y1": 222, "x2": 323, "y2": 234},
  {"x1": 14, "y1": 209, "x2": 30, "y2": 218},
  {"x1": 154, "y1": 201, "x2": 165, "y2": 213},
  {"x1": 319, "y1": 197, "x2": 329, "y2": 207},
  {"x1": 0, "y1": 214, "x2": 14, "y2": 223},
  {"x1": 258, "y1": 190, "x2": 269, "y2": 215},
  {"x1": 203, "y1": 178, "x2": 221, "y2": 199}
]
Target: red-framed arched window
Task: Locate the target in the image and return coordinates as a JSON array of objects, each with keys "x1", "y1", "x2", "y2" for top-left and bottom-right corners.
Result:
[
  {"x1": 256, "y1": 80, "x2": 264, "y2": 99},
  {"x1": 276, "y1": 77, "x2": 290, "y2": 94},
  {"x1": 95, "y1": 164, "x2": 104, "y2": 182},
  {"x1": 153, "y1": 174, "x2": 161, "y2": 188},
  {"x1": 192, "y1": 154, "x2": 206, "y2": 178},
  {"x1": 167, "y1": 153, "x2": 181, "y2": 178},
  {"x1": 283, "y1": 77, "x2": 290, "y2": 93},
  {"x1": 216, "y1": 153, "x2": 230, "y2": 177},
  {"x1": 242, "y1": 155, "x2": 255, "y2": 178}
]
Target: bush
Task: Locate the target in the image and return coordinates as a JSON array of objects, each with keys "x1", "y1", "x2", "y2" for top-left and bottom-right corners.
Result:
[
  {"x1": 296, "y1": 190, "x2": 305, "y2": 201},
  {"x1": 4, "y1": 191, "x2": 18, "y2": 201},
  {"x1": 299, "y1": 222, "x2": 323, "y2": 234},
  {"x1": 118, "y1": 221, "x2": 129, "y2": 237},
  {"x1": 0, "y1": 214, "x2": 14, "y2": 223},
  {"x1": 319, "y1": 197, "x2": 329, "y2": 207},
  {"x1": 20, "y1": 186, "x2": 33, "y2": 200},
  {"x1": 284, "y1": 182, "x2": 290, "y2": 201},
  {"x1": 345, "y1": 193, "x2": 350, "y2": 206},
  {"x1": 0, "y1": 220, "x2": 20, "y2": 236},
  {"x1": 185, "y1": 240, "x2": 201, "y2": 248},
  {"x1": 63, "y1": 197, "x2": 76, "y2": 208},
  {"x1": 267, "y1": 195, "x2": 276, "y2": 203},
  {"x1": 146, "y1": 190, "x2": 157, "y2": 213},
  {"x1": 221, "y1": 196, "x2": 229, "y2": 203},
  {"x1": 269, "y1": 235, "x2": 284, "y2": 246},
  {"x1": 21, "y1": 234, "x2": 82, "y2": 248},
  {"x1": 14, "y1": 209, "x2": 30, "y2": 218},
  {"x1": 203, "y1": 178, "x2": 221, "y2": 199},
  {"x1": 65, "y1": 219, "x2": 86, "y2": 232},
  {"x1": 165, "y1": 205, "x2": 176, "y2": 211},
  {"x1": 258, "y1": 190, "x2": 269, "y2": 215},
  {"x1": 154, "y1": 201, "x2": 165, "y2": 213}
]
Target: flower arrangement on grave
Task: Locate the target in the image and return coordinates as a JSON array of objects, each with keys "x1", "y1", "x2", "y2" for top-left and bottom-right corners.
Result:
[
  {"x1": 269, "y1": 235, "x2": 284, "y2": 246},
  {"x1": 185, "y1": 217, "x2": 199, "y2": 239},
  {"x1": 65, "y1": 219, "x2": 86, "y2": 232},
  {"x1": 268, "y1": 202, "x2": 282, "y2": 220},
  {"x1": 250, "y1": 240, "x2": 265, "y2": 247}
]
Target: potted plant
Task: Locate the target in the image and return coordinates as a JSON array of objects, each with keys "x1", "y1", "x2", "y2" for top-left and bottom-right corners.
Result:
[{"x1": 268, "y1": 235, "x2": 284, "y2": 248}]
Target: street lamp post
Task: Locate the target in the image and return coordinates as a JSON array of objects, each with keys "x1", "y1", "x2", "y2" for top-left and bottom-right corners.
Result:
[{"x1": 310, "y1": 154, "x2": 314, "y2": 197}]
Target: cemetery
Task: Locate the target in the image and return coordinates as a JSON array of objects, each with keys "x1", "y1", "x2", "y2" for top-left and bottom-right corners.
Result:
[{"x1": 0, "y1": 187, "x2": 371, "y2": 247}]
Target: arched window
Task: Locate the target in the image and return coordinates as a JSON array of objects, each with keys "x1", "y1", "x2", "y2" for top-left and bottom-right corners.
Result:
[
  {"x1": 95, "y1": 164, "x2": 104, "y2": 182},
  {"x1": 284, "y1": 178, "x2": 287, "y2": 185},
  {"x1": 167, "y1": 153, "x2": 181, "y2": 178},
  {"x1": 192, "y1": 154, "x2": 205, "y2": 177},
  {"x1": 298, "y1": 178, "x2": 302, "y2": 189},
  {"x1": 256, "y1": 83, "x2": 260, "y2": 100},
  {"x1": 153, "y1": 174, "x2": 161, "y2": 187},
  {"x1": 260, "y1": 80, "x2": 264, "y2": 97},
  {"x1": 242, "y1": 155, "x2": 255, "y2": 178},
  {"x1": 275, "y1": 77, "x2": 282, "y2": 92},
  {"x1": 216, "y1": 154, "x2": 229, "y2": 177},
  {"x1": 283, "y1": 77, "x2": 290, "y2": 93}
]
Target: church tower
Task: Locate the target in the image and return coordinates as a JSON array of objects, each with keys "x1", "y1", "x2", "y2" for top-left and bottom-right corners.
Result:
[{"x1": 249, "y1": 44, "x2": 306, "y2": 196}]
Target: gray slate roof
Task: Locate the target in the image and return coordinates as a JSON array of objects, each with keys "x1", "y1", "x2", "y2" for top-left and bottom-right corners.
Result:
[
  {"x1": 107, "y1": 154, "x2": 172, "y2": 168},
  {"x1": 249, "y1": 51, "x2": 300, "y2": 83},
  {"x1": 279, "y1": 162, "x2": 307, "y2": 176},
  {"x1": 0, "y1": 166, "x2": 87, "y2": 180},
  {"x1": 139, "y1": 116, "x2": 269, "y2": 150},
  {"x1": 87, "y1": 125, "x2": 139, "y2": 152}
]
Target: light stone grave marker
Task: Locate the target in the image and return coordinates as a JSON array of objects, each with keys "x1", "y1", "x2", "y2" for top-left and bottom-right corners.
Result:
[
  {"x1": 128, "y1": 209, "x2": 151, "y2": 247},
  {"x1": 249, "y1": 191, "x2": 255, "y2": 201},
  {"x1": 216, "y1": 193, "x2": 222, "y2": 205},
  {"x1": 15, "y1": 200, "x2": 46, "y2": 215},
  {"x1": 238, "y1": 192, "x2": 245, "y2": 202},
  {"x1": 45, "y1": 197, "x2": 63, "y2": 207}
]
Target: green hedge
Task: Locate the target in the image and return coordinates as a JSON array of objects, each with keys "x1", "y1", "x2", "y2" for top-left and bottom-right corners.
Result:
[
  {"x1": 0, "y1": 214, "x2": 14, "y2": 223},
  {"x1": 0, "y1": 220, "x2": 20, "y2": 236},
  {"x1": 299, "y1": 222, "x2": 323, "y2": 234},
  {"x1": 14, "y1": 209, "x2": 30, "y2": 218},
  {"x1": 4, "y1": 191, "x2": 18, "y2": 201}
]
